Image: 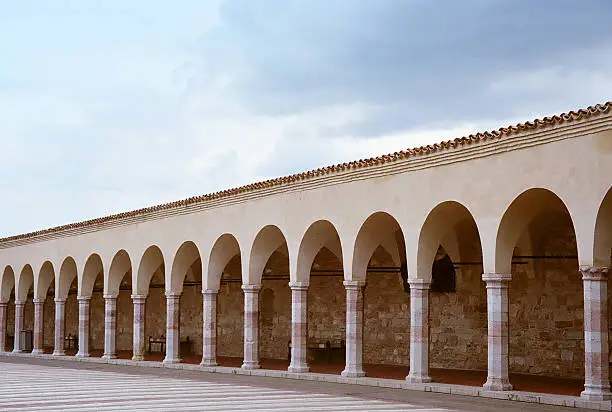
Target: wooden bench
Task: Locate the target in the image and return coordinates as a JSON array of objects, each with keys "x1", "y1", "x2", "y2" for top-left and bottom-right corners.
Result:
[
  {"x1": 148, "y1": 336, "x2": 193, "y2": 356},
  {"x1": 65, "y1": 334, "x2": 78, "y2": 350},
  {"x1": 288, "y1": 339, "x2": 345, "y2": 364},
  {"x1": 148, "y1": 336, "x2": 165, "y2": 354}
]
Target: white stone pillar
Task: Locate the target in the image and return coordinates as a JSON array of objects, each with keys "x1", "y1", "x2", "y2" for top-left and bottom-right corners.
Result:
[
  {"x1": 580, "y1": 266, "x2": 612, "y2": 400},
  {"x1": 201, "y1": 289, "x2": 218, "y2": 367},
  {"x1": 53, "y1": 298, "x2": 66, "y2": 356},
  {"x1": 406, "y1": 279, "x2": 432, "y2": 383},
  {"x1": 163, "y1": 292, "x2": 181, "y2": 364},
  {"x1": 341, "y1": 280, "x2": 366, "y2": 377},
  {"x1": 131, "y1": 294, "x2": 146, "y2": 361},
  {"x1": 242, "y1": 284, "x2": 260, "y2": 370},
  {"x1": 288, "y1": 282, "x2": 310, "y2": 373},
  {"x1": 76, "y1": 296, "x2": 91, "y2": 358},
  {"x1": 32, "y1": 298, "x2": 45, "y2": 354},
  {"x1": 103, "y1": 295, "x2": 117, "y2": 359},
  {"x1": 0, "y1": 302, "x2": 7, "y2": 352},
  {"x1": 482, "y1": 273, "x2": 512, "y2": 391},
  {"x1": 12, "y1": 300, "x2": 25, "y2": 353}
]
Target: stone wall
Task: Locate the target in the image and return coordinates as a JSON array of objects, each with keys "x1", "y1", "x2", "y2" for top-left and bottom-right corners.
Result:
[
  {"x1": 145, "y1": 287, "x2": 166, "y2": 348},
  {"x1": 259, "y1": 279, "x2": 291, "y2": 360},
  {"x1": 116, "y1": 290, "x2": 133, "y2": 351},
  {"x1": 217, "y1": 281, "x2": 243, "y2": 358},
  {"x1": 180, "y1": 284, "x2": 203, "y2": 357},
  {"x1": 43, "y1": 297, "x2": 55, "y2": 349},
  {"x1": 90, "y1": 292, "x2": 104, "y2": 351}
]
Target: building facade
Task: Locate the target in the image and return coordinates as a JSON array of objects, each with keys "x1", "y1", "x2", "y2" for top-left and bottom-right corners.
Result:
[{"x1": 1, "y1": 103, "x2": 611, "y2": 400}]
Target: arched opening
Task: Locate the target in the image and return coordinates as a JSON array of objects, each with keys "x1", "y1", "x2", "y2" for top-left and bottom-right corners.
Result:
[
  {"x1": 15, "y1": 265, "x2": 34, "y2": 352},
  {"x1": 497, "y1": 188, "x2": 583, "y2": 395},
  {"x1": 135, "y1": 245, "x2": 166, "y2": 362},
  {"x1": 296, "y1": 220, "x2": 345, "y2": 374},
  {"x1": 417, "y1": 201, "x2": 486, "y2": 385},
  {"x1": 169, "y1": 241, "x2": 203, "y2": 364},
  {"x1": 80, "y1": 254, "x2": 104, "y2": 357},
  {"x1": 207, "y1": 234, "x2": 243, "y2": 367},
  {"x1": 593, "y1": 187, "x2": 612, "y2": 391},
  {"x1": 57, "y1": 257, "x2": 78, "y2": 355},
  {"x1": 249, "y1": 225, "x2": 290, "y2": 370},
  {"x1": 352, "y1": 212, "x2": 411, "y2": 379},
  {"x1": 36, "y1": 261, "x2": 55, "y2": 354},
  {"x1": 106, "y1": 250, "x2": 133, "y2": 359},
  {"x1": 1, "y1": 266, "x2": 15, "y2": 351}
]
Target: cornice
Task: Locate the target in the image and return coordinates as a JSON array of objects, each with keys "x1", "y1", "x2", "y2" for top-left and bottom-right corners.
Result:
[{"x1": 0, "y1": 102, "x2": 610, "y2": 250}]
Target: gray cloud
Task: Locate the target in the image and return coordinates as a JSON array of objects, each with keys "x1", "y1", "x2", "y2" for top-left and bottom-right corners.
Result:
[{"x1": 194, "y1": 0, "x2": 612, "y2": 135}]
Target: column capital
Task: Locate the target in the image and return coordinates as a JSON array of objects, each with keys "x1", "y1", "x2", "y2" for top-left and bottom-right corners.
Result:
[
  {"x1": 33, "y1": 298, "x2": 45, "y2": 304},
  {"x1": 14, "y1": 300, "x2": 25, "y2": 306},
  {"x1": 54, "y1": 297, "x2": 66, "y2": 304},
  {"x1": 77, "y1": 295, "x2": 92, "y2": 302},
  {"x1": 201, "y1": 289, "x2": 219, "y2": 296},
  {"x1": 407, "y1": 278, "x2": 431, "y2": 289},
  {"x1": 242, "y1": 284, "x2": 261, "y2": 292},
  {"x1": 165, "y1": 291, "x2": 182, "y2": 299},
  {"x1": 580, "y1": 266, "x2": 609, "y2": 281},
  {"x1": 343, "y1": 280, "x2": 366, "y2": 289},
  {"x1": 103, "y1": 294, "x2": 118, "y2": 300},
  {"x1": 0, "y1": 301, "x2": 8, "y2": 307},
  {"x1": 289, "y1": 281, "x2": 309, "y2": 290},
  {"x1": 131, "y1": 294, "x2": 147, "y2": 302},
  {"x1": 482, "y1": 273, "x2": 512, "y2": 284}
]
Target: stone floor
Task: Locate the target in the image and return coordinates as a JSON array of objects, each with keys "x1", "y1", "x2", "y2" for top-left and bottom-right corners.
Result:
[{"x1": 0, "y1": 358, "x2": 589, "y2": 411}]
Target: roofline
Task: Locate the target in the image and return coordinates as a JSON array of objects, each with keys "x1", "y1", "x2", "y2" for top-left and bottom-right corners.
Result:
[{"x1": 0, "y1": 101, "x2": 610, "y2": 247}]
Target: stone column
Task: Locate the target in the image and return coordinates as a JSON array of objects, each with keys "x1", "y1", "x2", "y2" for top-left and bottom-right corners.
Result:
[
  {"x1": 406, "y1": 279, "x2": 432, "y2": 383},
  {"x1": 341, "y1": 280, "x2": 366, "y2": 378},
  {"x1": 12, "y1": 300, "x2": 25, "y2": 353},
  {"x1": 76, "y1": 296, "x2": 91, "y2": 358},
  {"x1": 163, "y1": 292, "x2": 181, "y2": 364},
  {"x1": 482, "y1": 273, "x2": 512, "y2": 391},
  {"x1": 32, "y1": 298, "x2": 45, "y2": 354},
  {"x1": 103, "y1": 295, "x2": 117, "y2": 359},
  {"x1": 580, "y1": 266, "x2": 612, "y2": 400},
  {"x1": 131, "y1": 294, "x2": 146, "y2": 361},
  {"x1": 288, "y1": 282, "x2": 310, "y2": 373},
  {"x1": 53, "y1": 298, "x2": 66, "y2": 356},
  {"x1": 201, "y1": 289, "x2": 218, "y2": 367},
  {"x1": 242, "y1": 284, "x2": 260, "y2": 370},
  {"x1": 0, "y1": 302, "x2": 7, "y2": 352}
]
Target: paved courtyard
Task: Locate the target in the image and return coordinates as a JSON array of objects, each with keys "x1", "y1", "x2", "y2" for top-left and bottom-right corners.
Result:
[{"x1": 0, "y1": 359, "x2": 586, "y2": 411}]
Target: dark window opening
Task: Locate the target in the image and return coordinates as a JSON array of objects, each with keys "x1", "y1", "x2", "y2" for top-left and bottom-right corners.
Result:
[{"x1": 431, "y1": 250, "x2": 456, "y2": 293}]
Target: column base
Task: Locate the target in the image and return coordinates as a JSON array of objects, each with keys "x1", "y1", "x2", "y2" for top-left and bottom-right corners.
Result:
[
  {"x1": 12, "y1": 349, "x2": 23, "y2": 354},
  {"x1": 102, "y1": 354, "x2": 117, "y2": 360},
  {"x1": 288, "y1": 364, "x2": 310, "y2": 373},
  {"x1": 581, "y1": 384, "x2": 612, "y2": 401},
  {"x1": 163, "y1": 357, "x2": 182, "y2": 364},
  {"x1": 405, "y1": 374, "x2": 432, "y2": 383},
  {"x1": 483, "y1": 377, "x2": 513, "y2": 391},
  {"x1": 75, "y1": 352, "x2": 89, "y2": 358},
  {"x1": 341, "y1": 369, "x2": 365, "y2": 378},
  {"x1": 52, "y1": 350, "x2": 65, "y2": 356},
  {"x1": 200, "y1": 359, "x2": 218, "y2": 367},
  {"x1": 241, "y1": 361, "x2": 260, "y2": 370},
  {"x1": 31, "y1": 349, "x2": 44, "y2": 355},
  {"x1": 132, "y1": 355, "x2": 144, "y2": 361}
]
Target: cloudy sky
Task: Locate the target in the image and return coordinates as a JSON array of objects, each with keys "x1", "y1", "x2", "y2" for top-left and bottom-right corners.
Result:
[{"x1": 1, "y1": 1, "x2": 611, "y2": 236}]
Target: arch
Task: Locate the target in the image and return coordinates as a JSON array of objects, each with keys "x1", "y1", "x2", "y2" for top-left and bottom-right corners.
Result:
[
  {"x1": 496, "y1": 188, "x2": 576, "y2": 274},
  {"x1": 16, "y1": 264, "x2": 34, "y2": 302},
  {"x1": 106, "y1": 250, "x2": 132, "y2": 296},
  {"x1": 353, "y1": 212, "x2": 405, "y2": 282},
  {"x1": 80, "y1": 254, "x2": 104, "y2": 297},
  {"x1": 205, "y1": 234, "x2": 240, "y2": 291},
  {"x1": 248, "y1": 225, "x2": 288, "y2": 285},
  {"x1": 57, "y1": 257, "x2": 78, "y2": 299},
  {"x1": 169, "y1": 241, "x2": 202, "y2": 293},
  {"x1": 417, "y1": 201, "x2": 482, "y2": 281},
  {"x1": 0, "y1": 266, "x2": 15, "y2": 303},
  {"x1": 36, "y1": 261, "x2": 55, "y2": 300},
  {"x1": 135, "y1": 245, "x2": 165, "y2": 295},
  {"x1": 594, "y1": 187, "x2": 612, "y2": 267},
  {"x1": 294, "y1": 220, "x2": 343, "y2": 283}
]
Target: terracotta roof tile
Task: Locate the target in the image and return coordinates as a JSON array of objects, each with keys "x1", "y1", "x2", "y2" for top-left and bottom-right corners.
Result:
[{"x1": 0, "y1": 101, "x2": 610, "y2": 244}]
